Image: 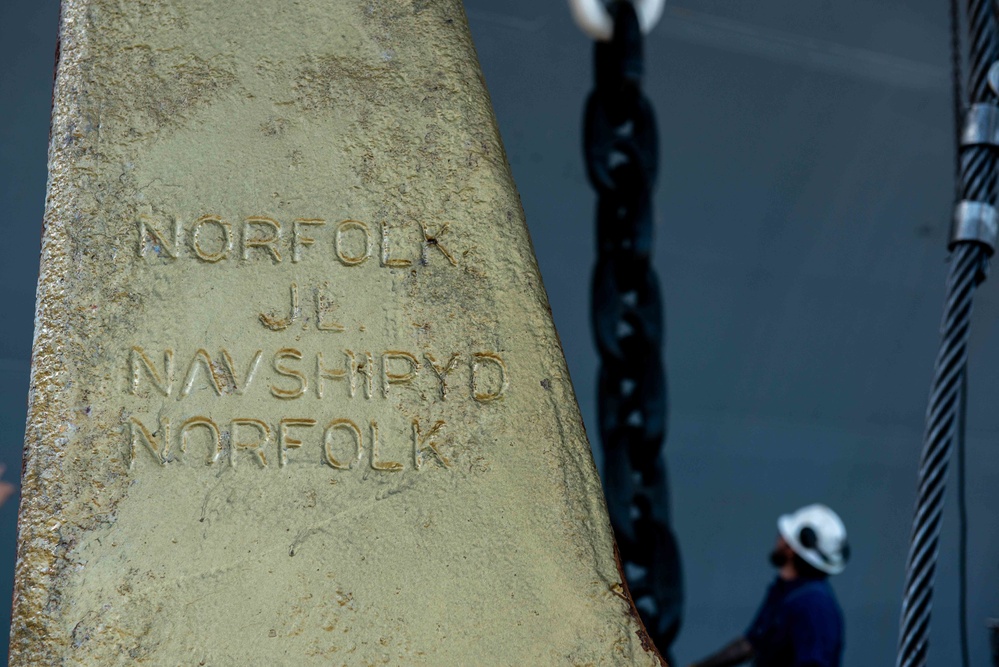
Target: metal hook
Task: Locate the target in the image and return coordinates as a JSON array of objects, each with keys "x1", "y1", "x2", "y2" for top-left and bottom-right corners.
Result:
[{"x1": 569, "y1": 0, "x2": 665, "y2": 41}]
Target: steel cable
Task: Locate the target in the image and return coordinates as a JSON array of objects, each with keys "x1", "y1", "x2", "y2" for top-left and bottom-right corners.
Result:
[
  {"x1": 896, "y1": 0, "x2": 996, "y2": 662},
  {"x1": 958, "y1": 369, "x2": 969, "y2": 667}
]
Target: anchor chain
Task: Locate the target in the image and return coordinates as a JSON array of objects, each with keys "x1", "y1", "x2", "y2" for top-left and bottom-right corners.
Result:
[{"x1": 583, "y1": 1, "x2": 682, "y2": 656}]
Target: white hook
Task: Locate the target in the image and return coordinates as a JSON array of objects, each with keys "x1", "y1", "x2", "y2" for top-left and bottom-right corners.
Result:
[{"x1": 569, "y1": 0, "x2": 665, "y2": 41}]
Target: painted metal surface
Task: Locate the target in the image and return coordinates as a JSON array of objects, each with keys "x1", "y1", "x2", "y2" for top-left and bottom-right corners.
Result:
[{"x1": 8, "y1": 2, "x2": 661, "y2": 664}]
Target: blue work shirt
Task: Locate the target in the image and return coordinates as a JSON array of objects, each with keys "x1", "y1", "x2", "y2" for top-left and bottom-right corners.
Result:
[{"x1": 745, "y1": 576, "x2": 844, "y2": 667}]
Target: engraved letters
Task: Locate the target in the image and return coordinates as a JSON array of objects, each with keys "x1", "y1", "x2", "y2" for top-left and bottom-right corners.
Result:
[
  {"x1": 131, "y1": 347, "x2": 506, "y2": 403},
  {"x1": 271, "y1": 348, "x2": 307, "y2": 399},
  {"x1": 279, "y1": 418, "x2": 317, "y2": 467},
  {"x1": 323, "y1": 419, "x2": 362, "y2": 469},
  {"x1": 258, "y1": 283, "x2": 346, "y2": 333},
  {"x1": 259, "y1": 283, "x2": 301, "y2": 332},
  {"x1": 127, "y1": 414, "x2": 453, "y2": 473},
  {"x1": 231, "y1": 418, "x2": 271, "y2": 468},
  {"x1": 137, "y1": 215, "x2": 457, "y2": 267},
  {"x1": 190, "y1": 215, "x2": 233, "y2": 262},
  {"x1": 471, "y1": 352, "x2": 508, "y2": 403},
  {"x1": 127, "y1": 211, "x2": 508, "y2": 475},
  {"x1": 243, "y1": 217, "x2": 282, "y2": 263},
  {"x1": 334, "y1": 220, "x2": 372, "y2": 266},
  {"x1": 130, "y1": 347, "x2": 174, "y2": 397}
]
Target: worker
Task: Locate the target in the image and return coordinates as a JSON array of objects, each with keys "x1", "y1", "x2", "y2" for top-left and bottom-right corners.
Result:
[{"x1": 688, "y1": 504, "x2": 849, "y2": 667}]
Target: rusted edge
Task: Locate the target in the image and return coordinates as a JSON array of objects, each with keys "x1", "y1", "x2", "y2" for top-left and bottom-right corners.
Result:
[{"x1": 614, "y1": 541, "x2": 669, "y2": 666}]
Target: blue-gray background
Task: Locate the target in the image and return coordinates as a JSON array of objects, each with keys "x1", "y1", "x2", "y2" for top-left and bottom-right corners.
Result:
[{"x1": 2, "y1": 1, "x2": 997, "y2": 664}]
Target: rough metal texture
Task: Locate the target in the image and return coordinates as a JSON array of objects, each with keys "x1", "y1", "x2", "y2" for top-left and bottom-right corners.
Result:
[{"x1": 9, "y1": 1, "x2": 662, "y2": 664}]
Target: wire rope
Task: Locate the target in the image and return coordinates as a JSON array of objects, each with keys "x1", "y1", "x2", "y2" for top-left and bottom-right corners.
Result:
[{"x1": 896, "y1": 0, "x2": 996, "y2": 662}]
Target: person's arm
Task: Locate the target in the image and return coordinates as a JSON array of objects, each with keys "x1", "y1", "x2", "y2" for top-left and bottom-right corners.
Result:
[{"x1": 687, "y1": 637, "x2": 754, "y2": 667}]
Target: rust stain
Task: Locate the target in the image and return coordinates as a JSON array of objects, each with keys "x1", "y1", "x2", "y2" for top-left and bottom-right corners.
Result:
[{"x1": 613, "y1": 542, "x2": 669, "y2": 666}]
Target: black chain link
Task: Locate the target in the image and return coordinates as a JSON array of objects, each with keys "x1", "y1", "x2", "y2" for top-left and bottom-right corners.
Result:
[{"x1": 584, "y1": 2, "x2": 683, "y2": 657}]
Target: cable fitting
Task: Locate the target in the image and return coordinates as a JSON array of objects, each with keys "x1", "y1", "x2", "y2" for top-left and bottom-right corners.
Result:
[
  {"x1": 988, "y1": 62, "x2": 999, "y2": 98},
  {"x1": 951, "y1": 200, "x2": 998, "y2": 253},
  {"x1": 569, "y1": 0, "x2": 665, "y2": 41},
  {"x1": 960, "y1": 103, "x2": 999, "y2": 148}
]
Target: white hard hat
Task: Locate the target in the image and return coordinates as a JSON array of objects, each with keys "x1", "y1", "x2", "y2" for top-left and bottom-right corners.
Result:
[{"x1": 777, "y1": 504, "x2": 849, "y2": 575}]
